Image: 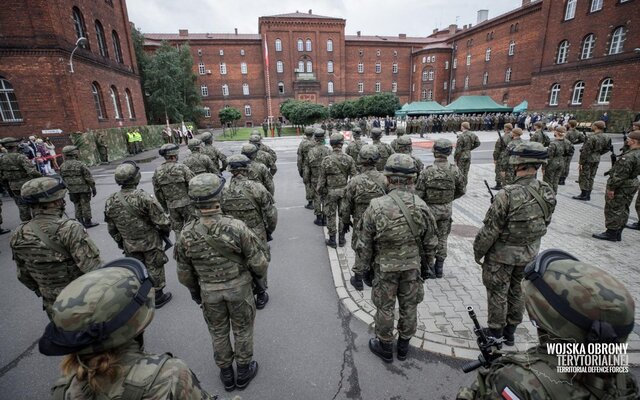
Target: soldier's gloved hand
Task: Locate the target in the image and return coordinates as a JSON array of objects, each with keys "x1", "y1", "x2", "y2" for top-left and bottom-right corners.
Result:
[
  {"x1": 91, "y1": 187, "x2": 97, "y2": 197},
  {"x1": 266, "y1": 231, "x2": 274, "y2": 242},
  {"x1": 362, "y1": 269, "x2": 373, "y2": 287},
  {"x1": 350, "y1": 274, "x2": 363, "y2": 291},
  {"x1": 190, "y1": 290, "x2": 202, "y2": 305}
]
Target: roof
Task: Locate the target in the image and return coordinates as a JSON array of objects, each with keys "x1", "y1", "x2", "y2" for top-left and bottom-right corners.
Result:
[
  {"x1": 144, "y1": 33, "x2": 261, "y2": 41},
  {"x1": 445, "y1": 96, "x2": 513, "y2": 113},
  {"x1": 345, "y1": 35, "x2": 438, "y2": 44},
  {"x1": 262, "y1": 12, "x2": 341, "y2": 20},
  {"x1": 396, "y1": 101, "x2": 452, "y2": 116},
  {"x1": 513, "y1": 100, "x2": 528, "y2": 113}
]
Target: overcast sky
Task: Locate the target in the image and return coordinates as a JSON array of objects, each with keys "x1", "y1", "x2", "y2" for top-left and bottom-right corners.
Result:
[{"x1": 128, "y1": 0, "x2": 523, "y2": 37}]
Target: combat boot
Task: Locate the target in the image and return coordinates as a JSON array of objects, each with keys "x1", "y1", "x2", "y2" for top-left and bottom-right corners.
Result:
[
  {"x1": 83, "y1": 218, "x2": 99, "y2": 228},
  {"x1": 585, "y1": 190, "x2": 591, "y2": 201},
  {"x1": 338, "y1": 232, "x2": 346, "y2": 247},
  {"x1": 369, "y1": 337, "x2": 393, "y2": 363},
  {"x1": 155, "y1": 289, "x2": 173, "y2": 308},
  {"x1": 255, "y1": 291, "x2": 269, "y2": 310},
  {"x1": 616, "y1": 228, "x2": 623, "y2": 241},
  {"x1": 503, "y1": 324, "x2": 517, "y2": 346},
  {"x1": 313, "y1": 215, "x2": 323, "y2": 226},
  {"x1": 592, "y1": 229, "x2": 618, "y2": 242},
  {"x1": 434, "y1": 257, "x2": 445, "y2": 279},
  {"x1": 325, "y1": 235, "x2": 337, "y2": 249},
  {"x1": 321, "y1": 215, "x2": 327, "y2": 226},
  {"x1": 305, "y1": 200, "x2": 314, "y2": 210},
  {"x1": 558, "y1": 177, "x2": 566, "y2": 185},
  {"x1": 481, "y1": 327, "x2": 504, "y2": 342},
  {"x1": 626, "y1": 222, "x2": 640, "y2": 230},
  {"x1": 350, "y1": 274, "x2": 363, "y2": 291},
  {"x1": 396, "y1": 337, "x2": 411, "y2": 361},
  {"x1": 236, "y1": 361, "x2": 259, "y2": 390},
  {"x1": 219, "y1": 365, "x2": 235, "y2": 392},
  {"x1": 572, "y1": 190, "x2": 589, "y2": 201}
]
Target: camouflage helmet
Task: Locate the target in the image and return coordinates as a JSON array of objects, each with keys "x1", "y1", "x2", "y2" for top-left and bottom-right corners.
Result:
[
  {"x1": 199, "y1": 131, "x2": 213, "y2": 143},
  {"x1": 62, "y1": 145, "x2": 79, "y2": 156},
  {"x1": 352, "y1": 126, "x2": 362, "y2": 136},
  {"x1": 249, "y1": 134, "x2": 262, "y2": 144},
  {"x1": 21, "y1": 177, "x2": 67, "y2": 204},
  {"x1": 523, "y1": 249, "x2": 635, "y2": 343},
  {"x1": 313, "y1": 128, "x2": 325, "y2": 141},
  {"x1": 159, "y1": 143, "x2": 179, "y2": 157},
  {"x1": 358, "y1": 144, "x2": 380, "y2": 165},
  {"x1": 509, "y1": 141, "x2": 547, "y2": 165},
  {"x1": 114, "y1": 161, "x2": 141, "y2": 186},
  {"x1": 39, "y1": 258, "x2": 155, "y2": 356},
  {"x1": 433, "y1": 138, "x2": 453, "y2": 156},
  {"x1": 251, "y1": 129, "x2": 261, "y2": 137},
  {"x1": 370, "y1": 127, "x2": 383, "y2": 138},
  {"x1": 187, "y1": 138, "x2": 203, "y2": 151},
  {"x1": 189, "y1": 173, "x2": 225, "y2": 205},
  {"x1": 0, "y1": 137, "x2": 21, "y2": 148},
  {"x1": 329, "y1": 133, "x2": 344, "y2": 146},
  {"x1": 227, "y1": 154, "x2": 251, "y2": 170},
  {"x1": 383, "y1": 153, "x2": 416, "y2": 177},
  {"x1": 241, "y1": 143, "x2": 258, "y2": 157},
  {"x1": 395, "y1": 125, "x2": 406, "y2": 136},
  {"x1": 396, "y1": 135, "x2": 412, "y2": 149},
  {"x1": 304, "y1": 126, "x2": 315, "y2": 136}
]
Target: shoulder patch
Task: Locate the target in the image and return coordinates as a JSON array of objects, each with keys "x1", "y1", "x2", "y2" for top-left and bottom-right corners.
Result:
[{"x1": 501, "y1": 386, "x2": 522, "y2": 400}]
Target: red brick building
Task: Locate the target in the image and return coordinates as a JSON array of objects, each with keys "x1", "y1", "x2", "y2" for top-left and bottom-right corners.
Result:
[{"x1": 0, "y1": 0, "x2": 146, "y2": 139}]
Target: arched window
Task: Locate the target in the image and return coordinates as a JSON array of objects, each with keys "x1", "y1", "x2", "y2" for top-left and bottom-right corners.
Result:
[
  {"x1": 278, "y1": 82, "x2": 285, "y2": 94},
  {"x1": 297, "y1": 39, "x2": 303, "y2": 52},
  {"x1": 571, "y1": 81, "x2": 585, "y2": 105},
  {"x1": 549, "y1": 83, "x2": 560, "y2": 106},
  {"x1": 0, "y1": 77, "x2": 23, "y2": 122},
  {"x1": 327, "y1": 39, "x2": 333, "y2": 52},
  {"x1": 422, "y1": 69, "x2": 428, "y2": 81},
  {"x1": 515, "y1": 23, "x2": 519, "y2": 32},
  {"x1": 421, "y1": 89, "x2": 427, "y2": 99},
  {"x1": 508, "y1": 41, "x2": 515, "y2": 56},
  {"x1": 305, "y1": 39, "x2": 312, "y2": 52},
  {"x1": 298, "y1": 61, "x2": 304, "y2": 72},
  {"x1": 598, "y1": 78, "x2": 613, "y2": 104},
  {"x1": 483, "y1": 71, "x2": 489, "y2": 85},
  {"x1": 565, "y1": 0, "x2": 577, "y2": 20},
  {"x1": 581, "y1": 34, "x2": 595, "y2": 59},
  {"x1": 427, "y1": 90, "x2": 433, "y2": 100},
  {"x1": 124, "y1": 88, "x2": 135, "y2": 119},
  {"x1": 275, "y1": 38, "x2": 282, "y2": 52},
  {"x1": 109, "y1": 85, "x2": 122, "y2": 119},
  {"x1": 464, "y1": 76, "x2": 469, "y2": 89},
  {"x1": 327, "y1": 61, "x2": 334, "y2": 73},
  {"x1": 505, "y1": 67, "x2": 512, "y2": 82},
  {"x1": 556, "y1": 40, "x2": 569, "y2": 64},
  {"x1": 276, "y1": 60, "x2": 284, "y2": 73},
  {"x1": 485, "y1": 48, "x2": 492, "y2": 61},
  {"x1": 306, "y1": 60, "x2": 312, "y2": 73},
  {"x1": 91, "y1": 82, "x2": 106, "y2": 119},
  {"x1": 240, "y1": 62, "x2": 247, "y2": 74},
  {"x1": 242, "y1": 83, "x2": 249, "y2": 96},
  {"x1": 72, "y1": 7, "x2": 89, "y2": 48},
  {"x1": 112, "y1": 31, "x2": 123, "y2": 63},
  {"x1": 328, "y1": 81, "x2": 334, "y2": 94},
  {"x1": 609, "y1": 27, "x2": 626, "y2": 55},
  {"x1": 428, "y1": 70, "x2": 434, "y2": 80},
  {"x1": 95, "y1": 20, "x2": 108, "y2": 57},
  {"x1": 244, "y1": 105, "x2": 252, "y2": 116}
]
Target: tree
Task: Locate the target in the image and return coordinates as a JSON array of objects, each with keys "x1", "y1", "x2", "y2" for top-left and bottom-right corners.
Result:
[
  {"x1": 329, "y1": 93, "x2": 400, "y2": 119},
  {"x1": 218, "y1": 107, "x2": 242, "y2": 135},
  {"x1": 280, "y1": 99, "x2": 328, "y2": 127}
]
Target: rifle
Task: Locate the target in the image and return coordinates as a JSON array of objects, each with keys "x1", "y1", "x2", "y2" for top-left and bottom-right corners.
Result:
[
  {"x1": 609, "y1": 143, "x2": 617, "y2": 166},
  {"x1": 462, "y1": 306, "x2": 504, "y2": 373},
  {"x1": 497, "y1": 130, "x2": 506, "y2": 147},
  {"x1": 483, "y1": 180, "x2": 495, "y2": 203},
  {"x1": 161, "y1": 234, "x2": 173, "y2": 251}
]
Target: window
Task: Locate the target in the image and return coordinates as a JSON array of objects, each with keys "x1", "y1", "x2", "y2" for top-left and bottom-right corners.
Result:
[
  {"x1": 124, "y1": 89, "x2": 135, "y2": 119},
  {"x1": 413, "y1": 64, "x2": 416, "y2": 72},
  {"x1": 565, "y1": 0, "x2": 577, "y2": 20},
  {"x1": 219, "y1": 49, "x2": 224, "y2": 56},
  {"x1": 327, "y1": 39, "x2": 333, "y2": 52},
  {"x1": 297, "y1": 39, "x2": 303, "y2": 51},
  {"x1": 305, "y1": 39, "x2": 312, "y2": 52},
  {"x1": 443, "y1": 81, "x2": 448, "y2": 90},
  {"x1": 306, "y1": 60, "x2": 312, "y2": 73},
  {"x1": 466, "y1": 54, "x2": 471, "y2": 66},
  {"x1": 358, "y1": 62, "x2": 364, "y2": 73},
  {"x1": 220, "y1": 63, "x2": 227, "y2": 74},
  {"x1": 392, "y1": 63, "x2": 398, "y2": 73},
  {"x1": 90, "y1": 82, "x2": 105, "y2": 120},
  {"x1": 427, "y1": 56, "x2": 431, "y2": 63},
  {"x1": 590, "y1": 0, "x2": 603, "y2": 12},
  {"x1": 428, "y1": 70, "x2": 434, "y2": 81},
  {"x1": 432, "y1": 55, "x2": 436, "y2": 62},
  {"x1": 421, "y1": 89, "x2": 427, "y2": 99},
  {"x1": 242, "y1": 83, "x2": 249, "y2": 96},
  {"x1": 451, "y1": 78, "x2": 456, "y2": 89},
  {"x1": 464, "y1": 76, "x2": 469, "y2": 89},
  {"x1": 327, "y1": 61, "x2": 334, "y2": 73},
  {"x1": 95, "y1": 21, "x2": 108, "y2": 57},
  {"x1": 505, "y1": 67, "x2": 512, "y2": 82},
  {"x1": 240, "y1": 49, "x2": 245, "y2": 56},
  {"x1": 375, "y1": 62, "x2": 381, "y2": 73},
  {"x1": 445, "y1": 61, "x2": 449, "y2": 70},
  {"x1": 198, "y1": 62, "x2": 206, "y2": 75},
  {"x1": 571, "y1": 81, "x2": 585, "y2": 105},
  {"x1": 598, "y1": 78, "x2": 613, "y2": 104},
  {"x1": 609, "y1": 27, "x2": 626, "y2": 55},
  {"x1": 200, "y1": 85, "x2": 208, "y2": 97},
  {"x1": 222, "y1": 84, "x2": 229, "y2": 97},
  {"x1": 244, "y1": 105, "x2": 252, "y2": 116},
  {"x1": 393, "y1": 50, "x2": 398, "y2": 56},
  {"x1": 427, "y1": 90, "x2": 433, "y2": 100},
  {"x1": 549, "y1": 83, "x2": 560, "y2": 106},
  {"x1": 328, "y1": 81, "x2": 334, "y2": 94},
  {"x1": 422, "y1": 70, "x2": 428, "y2": 81},
  {"x1": 109, "y1": 86, "x2": 122, "y2": 119},
  {"x1": 375, "y1": 82, "x2": 381, "y2": 92},
  {"x1": 508, "y1": 41, "x2": 515, "y2": 56},
  {"x1": 297, "y1": 61, "x2": 304, "y2": 72},
  {"x1": 391, "y1": 82, "x2": 397, "y2": 93},
  {"x1": 485, "y1": 48, "x2": 491, "y2": 61},
  {"x1": 112, "y1": 31, "x2": 123, "y2": 63},
  {"x1": 376, "y1": 49, "x2": 381, "y2": 57},
  {"x1": 275, "y1": 39, "x2": 282, "y2": 52},
  {"x1": 515, "y1": 23, "x2": 519, "y2": 32},
  {"x1": 276, "y1": 61, "x2": 284, "y2": 73},
  {"x1": 557, "y1": 40, "x2": 569, "y2": 64},
  {"x1": 453, "y1": 58, "x2": 457, "y2": 69},
  {"x1": 358, "y1": 82, "x2": 364, "y2": 93},
  {"x1": 72, "y1": 7, "x2": 89, "y2": 49},
  {"x1": 422, "y1": 56, "x2": 427, "y2": 64},
  {"x1": 581, "y1": 34, "x2": 595, "y2": 59},
  {"x1": 241, "y1": 62, "x2": 247, "y2": 74},
  {"x1": 278, "y1": 82, "x2": 285, "y2": 94},
  {"x1": 203, "y1": 107, "x2": 211, "y2": 118}
]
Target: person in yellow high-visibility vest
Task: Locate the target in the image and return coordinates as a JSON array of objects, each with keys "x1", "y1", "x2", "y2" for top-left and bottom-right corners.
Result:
[
  {"x1": 133, "y1": 129, "x2": 143, "y2": 154},
  {"x1": 126, "y1": 130, "x2": 136, "y2": 155}
]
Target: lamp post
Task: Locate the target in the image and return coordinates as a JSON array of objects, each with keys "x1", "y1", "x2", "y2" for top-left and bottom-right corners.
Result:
[{"x1": 69, "y1": 37, "x2": 87, "y2": 73}]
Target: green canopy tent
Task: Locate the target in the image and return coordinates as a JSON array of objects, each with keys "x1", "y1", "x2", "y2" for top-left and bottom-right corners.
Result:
[
  {"x1": 395, "y1": 101, "x2": 452, "y2": 117},
  {"x1": 513, "y1": 100, "x2": 528, "y2": 113},
  {"x1": 445, "y1": 96, "x2": 513, "y2": 113}
]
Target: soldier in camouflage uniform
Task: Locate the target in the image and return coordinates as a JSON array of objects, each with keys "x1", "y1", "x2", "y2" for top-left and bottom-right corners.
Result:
[
  {"x1": 152, "y1": 143, "x2": 195, "y2": 240},
  {"x1": 543, "y1": 126, "x2": 573, "y2": 194},
  {"x1": 592, "y1": 130, "x2": 640, "y2": 241},
  {"x1": 298, "y1": 126, "x2": 316, "y2": 209},
  {"x1": 501, "y1": 128, "x2": 524, "y2": 185},
  {"x1": 246, "y1": 135, "x2": 277, "y2": 176},
  {"x1": 0, "y1": 137, "x2": 41, "y2": 222},
  {"x1": 370, "y1": 127, "x2": 394, "y2": 172},
  {"x1": 250, "y1": 133, "x2": 277, "y2": 164},
  {"x1": 343, "y1": 145, "x2": 387, "y2": 290},
  {"x1": 626, "y1": 121, "x2": 640, "y2": 230},
  {"x1": 457, "y1": 249, "x2": 639, "y2": 400},
  {"x1": 415, "y1": 139, "x2": 464, "y2": 279},
  {"x1": 345, "y1": 126, "x2": 364, "y2": 165},
  {"x1": 40, "y1": 259, "x2": 216, "y2": 400},
  {"x1": 222, "y1": 154, "x2": 277, "y2": 309},
  {"x1": 573, "y1": 121, "x2": 612, "y2": 201},
  {"x1": 10, "y1": 177, "x2": 101, "y2": 320},
  {"x1": 454, "y1": 122, "x2": 481, "y2": 188},
  {"x1": 183, "y1": 139, "x2": 217, "y2": 175},
  {"x1": 394, "y1": 135, "x2": 424, "y2": 175},
  {"x1": 305, "y1": 129, "x2": 332, "y2": 226},
  {"x1": 561, "y1": 119, "x2": 585, "y2": 185},
  {"x1": 389, "y1": 126, "x2": 405, "y2": 153},
  {"x1": 95, "y1": 130, "x2": 109, "y2": 164},
  {"x1": 530, "y1": 121, "x2": 550, "y2": 147},
  {"x1": 59, "y1": 145, "x2": 99, "y2": 228},
  {"x1": 241, "y1": 143, "x2": 274, "y2": 196},
  {"x1": 317, "y1": 133, "x2": 357, "y2": 248},
  {"x1": 0, "y1": 197, "x2": 9, "y2": 234},
  {"x1": 473, "y1": 142, "x2": 556, "y2": 346},
  {"x1": 200, "y1": 131, "x2": 227, "y2": 173},
  {"x1": 104, "y1": 161, "x2": 173, "y2": 308},
  {"x1": 356, "y1": 154, "x2": 438, "y2": 363},
  {"x1": 176, "y1": 173, "x2": 268, "y2": 391},
  {"x1": 491, "y1": 123, "x2": 513, "y2": 190}
]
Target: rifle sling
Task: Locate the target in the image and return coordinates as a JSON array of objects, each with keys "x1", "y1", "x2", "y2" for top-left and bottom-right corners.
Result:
[
  {"x1": 194, "y1": 222, "x2": 245, "y2": 265},
  {"x1": 388, "y1": 191, "x2": 423, "y2": 256},
  {"x1": 525, "y1": 185, "x2": 550, "y2": 222},
  {"x1": 27, "y1": 220, "x2": 72, "y2": 259}
]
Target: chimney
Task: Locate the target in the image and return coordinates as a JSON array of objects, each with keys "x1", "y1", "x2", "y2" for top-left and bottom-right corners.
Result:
[
  {"x1": 399, "y1": 33, "x2": 406, "y2": 39},
  {"x1": 522, "y1": 0, "x2": 531, "y2": 5},
  {"x1": 178, "y1": 29, "x2": 188, "y2": 37},
  {"x1": 234, "y1": 28, "x2": 238, "y2": 35},
  {"x1": 357, "y1": 31, "x2": 361, "y2": 37},
  {"x1": 469, "y1": 23, "x2": 473, "y2": 28},
  {"x1": 449, "y1": 24, "x2": 457, "y2": 34},
  {"x1": 433, "y1": 28, "x2": 438, "y2": 34},
  {"x1": 308, "y1": 9, "x2": 312, "y2": 14},
  {"x1": 477, "y1": 10, "x2": 489, "y2": 24},
  {"x1": 463, "y1": 24, "x2": 468, "y2": 29}
]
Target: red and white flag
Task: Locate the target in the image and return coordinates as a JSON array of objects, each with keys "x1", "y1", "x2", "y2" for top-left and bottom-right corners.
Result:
[{"x1": 264, "y1": 37, "x2": 269, "y2": 68}]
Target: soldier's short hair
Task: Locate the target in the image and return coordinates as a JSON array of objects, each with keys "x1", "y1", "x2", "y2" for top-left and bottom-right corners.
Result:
[
  {"x1": 512, "y1": 128, "x2": 523, "y2": 137},
  {"x1": 593, "y1": 121, "x2": 606, "y2": 130},
  {"x1": 534, "y1": 121, "x2": 544, "y2": 129},
  {"x1": 568, "y1": 120, "x2": 578, "y2": 128},
  {"x1": 461, "y1": 122, "x2": 470, "y2": 130},
  {"x1": 503, "y1": 123, "x2": 513, "y2": 131}
]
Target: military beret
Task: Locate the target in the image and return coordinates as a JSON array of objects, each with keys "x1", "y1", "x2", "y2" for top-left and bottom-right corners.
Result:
[{"x1": 628, "y1": 131, "x2": 640, "y2": 141}]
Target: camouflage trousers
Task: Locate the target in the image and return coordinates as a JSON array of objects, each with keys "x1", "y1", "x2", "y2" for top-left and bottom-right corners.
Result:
[
  {"x1": 304, "y1": 180, "x2": 314, "y2": 202},
  {"x1": 543, "y1": 166, "x2": 563, "y2": 194},
  {"x1": 372, "y1": 269, "x2": 424, "y2": 341},
  {"x1": 0, "y1": 198, "x2": 3, "y2": 226},
  {"x1": 202, "y1": 282, "x2": 256, "y2": 368},
  {"x1": 481, "y1": 261, "x2": 526, "y2": 330},
  {"x1": 605, "y1": 185, "x2": 640, "y2": 230},
  {"x1": 69, "y1": 192, "x2": 93, "y2": 220},
  {"x1": 428, "y1": 203, "x2": 453, "y2": 260},
  {"x1": 128, "y1": 248, "x2": 169, "y2": 290},
  {"x1": 635, "y1": 191, "x2": 640, "y2": 220},
  {"x1": 169, "y1": 204, "x2": 195, "y2": 238},
  {"x1": 494, "y1": 163, "x2": 503, "y2": 186},
  {"x1": 309, "y1": 178, "x2": 323, "y2": 216},
  {"x1": 456, "y1": 158, "x2": 471, "y2": 188},
  {"x1": 562, "y1": 156, "x2": 572, "y2": 179},
  {"x1": 578, "y1": 161, "x2": 600, "y2": 191},
  {"x1": 503, "y1": 164, "x2": 516, "y2": 185},
  {"x1": 324, "y1": 188, "x2": 345, "y2": 236},
  {"x1": 97, "y1": 145, "x2": 108, "y2": 163}
]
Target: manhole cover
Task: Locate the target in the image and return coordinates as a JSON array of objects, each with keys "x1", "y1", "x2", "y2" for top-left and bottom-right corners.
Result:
[{"x1": 451, "y1": 224, "x2": 479, "y2": 238}]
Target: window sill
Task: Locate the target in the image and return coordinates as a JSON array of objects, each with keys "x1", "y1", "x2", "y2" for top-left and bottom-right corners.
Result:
[
  {"x1": 129, "y1": 118, "x2": 137, "y2": 122},
  {"x1": 97, "y1": 118, "x2": 109, "y2": 122},
  {"x1": 0, "y1": 120, "x2": 24, "y2": 126}
]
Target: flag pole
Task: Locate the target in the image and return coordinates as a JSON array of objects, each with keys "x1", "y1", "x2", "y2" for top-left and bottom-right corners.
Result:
[{"x1": 263, "y1": 36, "x2": 274, "y2": 137}]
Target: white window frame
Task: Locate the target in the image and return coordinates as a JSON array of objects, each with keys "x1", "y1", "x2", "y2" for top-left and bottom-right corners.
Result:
[
  {"x1": 428, "y1": 70, "x2": 434, "y2": 81},
  {"x1": 392, "y1": 63, "x2": 398, "y2": 73},
  {"x1": 422, "y1": 70, "x2": 428, "y2": 81},
  {"x1": 557, "y1": 41, "x2": 569, "y2": 64},
  {"x1": 375, "y1": 82, "x2": 381, "y2": 93},
  {"x1": 276, "y1": 60, "x2": 284, "y2": 73},
  {"x1": 327, "y1": 39, "x2": 333, "y2": 52},
  {"x1": 549, "y1": 83, "x2": 560, "y2": 106},
  {"x1": 581, "y1": 34, "x2": 595, "y2": 59},
  {"x1": 222, "y1": 84, "x2": 229, "y2": 97},
  {"x1": 422, "y1": 56, "x2": 426, "y2": 64},
  {"x1": 571, "y1": 81, "x2": 585, "y2": 105},
  {"x1": 453, "y1": 58, "x2": 457, "y2": 69},
  {"x1": 242, "y1": 83, "x2": 249, "y2": 96},
  {"x1": 508, "y1": 41, "x2": 515, "y2": 56},
  {"x1": 443, "y1": 80, "x2": 448, "y2": 90},
  {"x1": 427, "y1": 89, "x2": 433, "y2": 101},
  {"x1": 565, "y1": 0, "x2": 577, "y2": 20},
  {"x1": 198, "y1": 62, "x2": 206, "y2": 75},
  {"x1": 485, "y1": 48, "x2": 491, "y2": 61},
  {"x1": 358, "y1": 62, "x2": 364, "y2": 73},
  {"x1": 445, "y1": 61, "x2": 449, "y2": 70},
  {"x1": 598, "y1": 78, "x2": 613, "y2": 104},
  {"x1": 358, "y1": 82, "x2": 364, "y2": 93},
  {"x1": 275, "y1": 39, "x2": 282, "y2": 52},
  {"x1": 220, "y1": 62, "x2": 227, "y2": 75},
  {"x1": 375, "y1": 62, "x2": 381, "y2": 73},
  {"x1": 483, "y1": 72, "x2": 489, "y2": 85},
  {"x1": 421, "y1": 89, "x2": 427, "y2": 100},
  {"x1": 200, "y1": 85, "x2": 208, "y2": 97},
  {"x1": 464, "y1": 76, "x2": 469, "y2": 89},
  {"x1": 609, "y1": 27, "x2": 626, "y2": 55},
  {"x1": 328, "y1": 81, "x2": 334, "y2": 94},
  {"x1": 466, "y1": 54, "x2": 471, "y2": 66},
  {"x1": 432, "y1": 55, "x2": 436, "y2": 62},
  {"x1": 305, "y1": 39, "x2": 312, "y2": 52},
  {"x1": 297, "y1": 39, "x2": 303, "y2": 52},
  {"x1": 278, "y1": 82, "x2": 285, "y2": 94},
  {"x1": 505, "y1": 67, "x2": 512, "y2": 82},
  {"x1": 90, "y1": 83, "x2": 104, "y2": 119},
  {"x1": 391, "y1": 82, "x2": 397, "y2": 93},
  {"x1": 219, "y1": 49, "x2": 224, "y2": 56},
  {"x1": 240, "y1": 62, "x2": 247, "y2": 74},
  {"x1": 590, "y1": 0, "x2": 603, "y2": 12},
  {"x1": 327, "y1": 61, "x2": 334, "y2": 73},
  {"x1": 451, "y1": 78, "x2": 456, "y2": 89},
  {"x1": 110, "y1": 86, "x2": 121, "y2": 119},
  {"x1": 125, "y1": 89, "x2": 134, "y2": 119},
  {"x1": 306, "y1": 60, "x2": 313, "y2": 73},
  {"x1": 376, "y1": 49, "x2": 381, "y2": 56},
  {"x1": 297, "y1": 61, "x2": 304, "y2": 72},
  {"x1": 203, "y1": 106, "x2": 211, "y2": 118},
  {"x1": 244, "y1": 105, "x2": 252, "y2": 116}
]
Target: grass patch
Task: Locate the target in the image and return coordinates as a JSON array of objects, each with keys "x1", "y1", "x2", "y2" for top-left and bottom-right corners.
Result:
[{"x1": 215, "y1": 127, "x2": 302, "y2": 141}]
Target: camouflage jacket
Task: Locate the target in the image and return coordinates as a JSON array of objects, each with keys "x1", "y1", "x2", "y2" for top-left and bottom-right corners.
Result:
[
  {"x1": 304, "y1": 143, "x2": 331, "y2": 183},
  {"x1": 104, "y1": 188, "x2": 171, "y2": 253},
  {"x1": 499, "y1": 138, "x2": 522, "y2": 170},
  {"x1": 473, "y1": 176, "x2": 556, "y2": 265},
  {"x1": 341, "y1": 167, "x2": 387, "y2": 227},
  {"x1": 566, "y1": 128, "x2": 586, "y2": 144},
  {"x1": 297, "y1": 137, "x2": 315, "y2": 177},
  {"x1": 356, "y1": 188, "x2": 438, "y2": 273},
  {"x1": 454, "y1": 131, "x2": 481, "y2": 161},
  {"x1": 254, "y1": 150, "x2": 277, "y2": 176},
  {"x1": 258, "y1": 143, "x2": 277, "y2": 162},
  {"x1": 579, "y1": 133, "x2": 612, "y2": 164},
  {"x1": 546, "y1": 139, "x2": 573, "y2": 171},
  {"x1": 492, "y1": 132, "x2": 513, "y2": 162},
  {"x1": 52, "y1": 340, "x2": 216, "y2": 400},
  {"x1": 183, "y1": 152, "x2": 217, "y2": 175},
  {"x1": 60, "y1": 159, "x2": 96, "y2": 193},
  {"x1": 10, "y1": 208, "x2": 101, "y2": 309},
  {"x1": 202, "y1": 145, "x2": 227, "y2": 172},
  {"x1": 176, "y1": 210, "x2": 268, "y2": 295},
  {"x1": 317, "y1": 149, "x2": 357, "y2": 193},
  {"x1": 606, "y1": 148, "x2": 640, "y2": 190},
  {"x1": 221, "y1": 175, "x2": 277, "y2": 242},
  {"x1": 0, "y1": 151, "x2": 41, "y2": 193},
  {"x1": 152, "y1": 161, "x2": 195, "y2": 210},
  {"x1": 345, "y1": 139, "x2": 364, "y2": 163},
  {"x1": 396, "y1": 151, "x2": 424, "y2": 176},
  {"x1": 530, "y1": 129, "x2": 550, "y2": 147},
  {"x1": 247, "y1": 161, "x2": 274, "y2": 195},
  {"x1": 416, "y1": 158, "x2": 465, "y2": 204},
  {"x1": 372, "y1": 141, "x2": 395, "y2": 171}
]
